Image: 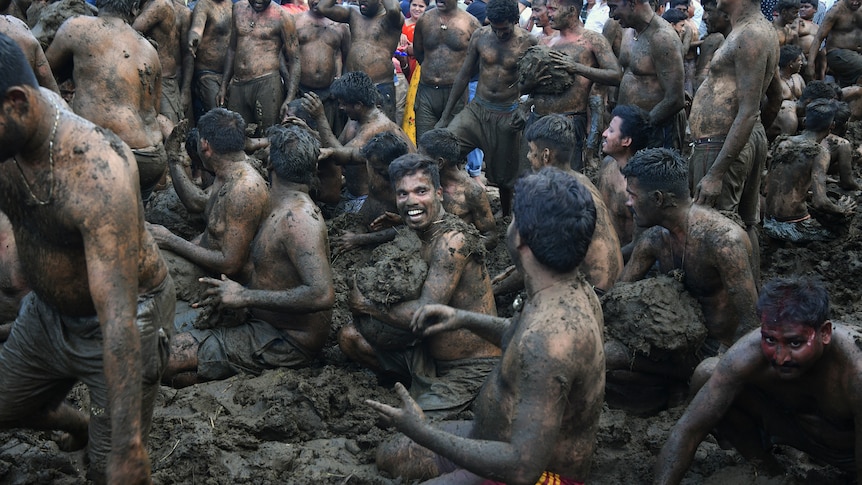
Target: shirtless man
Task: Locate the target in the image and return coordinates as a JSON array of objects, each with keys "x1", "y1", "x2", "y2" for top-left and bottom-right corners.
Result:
[
  {"x1": 608, "y1": 148, "x2": 758, "y2": 404},
  {"x1": 772, "y1": 0, "x2": 800, "y2": 45},
  {"x1": 597, "y1": 103, "x2": 650, "y2": 248},
  {"x1": 0, "y1": 34, "x2": 174, "y2": 483},
  {"x1": 525, "y1": 0, "x2": 621, "y2": 171},
  {"x1": 770, "y1": 44, "x2": 806, "y2": 138},
  {"x1": 607, "y1": 0, "x2": 686, "y2": 149},
  {"x1": 148, "y1": 108, "x2": 270, "y2": 280},
  {"x1": 807, "y1": 0, "x2": 862, "y2": 87},
  {"x1": 187, "y1": 0, "x2": 232, "y2": 119},
  {"x1": 162, "y1": 125, "x2": 334, "y2": 387},
  {"x1": 46, "y1": 0, "x2": 167, "y2": 203},
  {"x1": 133, "y1": 0, "x2": 183, "y2": 123},
  {"x1": 694, "y1": 0, "x2": 728, "y2": 91},
  {"x1": 495, "y1": 113, "x2": 623, "y2": 296},
  {"x1": 317, "y1": 0, "x2": 403, "y2": 121},
  {"x1": 217, "y1": 0, "x2": 300, "y2": 133},
  {"x1": 688, "y1": 0, "x2": 779, "y2": 284},
  {"x1": 437, "y1": 0, "x2": 537, "y2": 216},
  {"x1": 368, "y1": 167, "x2": 605, "y2": 484},
  {"x1": 0, "y1": 211, "x2": 27, "y2": 340},
  {"x1": 295, "y1": 0, "x2": 350, "y2": 134},
  {"x1": 531, "y1": 0, "x2": 560, "y2": 44},
  {"x1": 797, "y1": 0, "x2": 823, "y2": 81},
  {"x1": 655, "y1": 276, "x2": 862, "y2": 483},
  {"x1": 412, "y1": 0, "x2": 480, "y2": 140},
  {"x1": 764, "y1": 99, "x2": 856, "y2": 243},
  {"x1": 341, "y1": 155, "x2": 501, "y2": 418},
  {"x1": 0, "y1": 15, "x2": 57, "y2": 92}
]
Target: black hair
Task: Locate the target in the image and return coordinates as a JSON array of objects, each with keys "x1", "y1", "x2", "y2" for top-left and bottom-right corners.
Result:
[
  {"x1": 524, "y1": 114, "x2": 575, "y2": 163},
  {"x1": 779, "y1": 44, "x2": 803, "y2": 68},
  {"x1": 198, "y1": 108, "x2": 246, "y2": 154},
  {"x1": 331, "y1": 71, "x2": 378, "y2": 107},
  {"x1": 621, "y1": 147, "x2": 689, "y2": 199},
  {"x1": 418, "y1": 129, "x2": 463, "y2": 167},
  {"x1": 267, "y1": 124, "x2": 320, "y2": 186},
  {"x1": 287, "y1": 98, "x2": 318, "y2": 131},
  {"x1": 669, "y1": 0, "x2": 690, "y2": 7},
  {"x1": 611, "y1": 104, "x2": 651, "y2": 153},
  {"x1": 757, "y1": 276, "x2": 829, "y2": 329},
  {"x1": 557, "y1": 0, "x2": 585, "y2": 12},
  {"x1": 803, "y1": 98, "x2": 836, "y2": 132},
  {"x1": 361, "y1": 131, "x2": 411, "y2": 178},
  {"x1": 388, "y1": 153, "x2": 441, "y2": 190},
  {"x1": 486, "y1": 0, "x2": 520, "y2": 24},
  {"x1": 0, "y1": 33, "x2": 38, "y2": 94},
  {"x1": 96, "y1": 0, "x2": 137, "y2": 15},
  {"x1": 662, "y1": 8, "x2": 688, "y2": 23},
  {"x1": 775, "y1": 0, "x2": 800, "y2": 11},
  {"x1": 513, "y1": 167, "x2": 596, "y2": 273},
  {"x1": 799, "y1": 80, "x2": 841, "y2": 105}
]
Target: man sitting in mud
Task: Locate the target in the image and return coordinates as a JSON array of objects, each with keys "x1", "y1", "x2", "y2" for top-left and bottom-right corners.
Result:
[
  {"x1": 655, "y1": 276, "x2": 862, "y2": 483},
  {"x1": 596, "y1": 104, "x2": 651, "y2": 250},
  {"x1": 162, "y1": 125, "x2": 335, "y2": 387},
  {"x1": 340, "y1": 155, "x2": 501, "y2": 417},
  {"x1": 148, "y1": 108, "x2": 270, "y2": 282},
  {"x1": 608, "y1": 148, "x2": 758, "y2": 407},
  {"x1": 764, "y1": 99, "x2": 857, "y2": 244},
  {"x1": 0, "y1": 34, "x2": 175, "y2": 483},
  {"x1": 494, "y1": 114, "x2": 623, "y2": 296},
  {"x1": 46, "y1": 0, "x2": 167, "y2": 203},
  {"x1": 367, "y1": 167, "x2": 605, "y2": 484}
]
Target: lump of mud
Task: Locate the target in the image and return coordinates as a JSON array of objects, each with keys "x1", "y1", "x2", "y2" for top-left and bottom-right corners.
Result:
[
  {"x1": 355, "y1": 229, "x2": 427, "y2": 305},
  {"x1": 517, "y1": 45, "x2": 576, "y2": 95},
  {"x1": 602, "y1": 275, "x2": 707, "y2": 356},
  {"x1": 29, "y1": 0, "x2": 95, "y2": 50}
]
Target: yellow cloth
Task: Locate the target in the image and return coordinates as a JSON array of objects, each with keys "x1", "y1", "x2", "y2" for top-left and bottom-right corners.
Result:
[{"x1": 402, "y1": 64, "x2": 420, "y2": 144}]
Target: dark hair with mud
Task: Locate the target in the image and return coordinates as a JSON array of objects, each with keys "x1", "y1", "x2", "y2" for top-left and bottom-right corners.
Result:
[
  {"x1": 799, "y1": 80, "x2": 841, "y2": 105},
  {"x1": 332, "y1": 71, "x2": 379, "y2": 107},
  {"x1": 525, "y1": 114, "x2": 575, "y2": 162},
  {"x1": 557, "y1": 0, "x2": 585, "y2": 12},
  {"x1": 267, "y1": 125, "x2": 319, "y2": 187},
  {"x1": 611, "y1": 104, "x2": 651, "y2": 153},
  {"x1": 198, "y1": 108, "x2": 246, "y2": 154},
  {"x1": 514, "y1": 167, "x2": 596, "y2": 273},
  {"x1": 779, "y1": 44, "x2": 803, "y2": 68},
  {"x1": 833, "y1": 100, "x2": 851, "y2": 129},
  {"x1": 662, "y1": 8, "x2": 687, "y2": 23},
  {"x1": 361, "y1": 131, "x2": 410, "y2": 179},
  {"x1": 775, "y1": 0, "x2": 800, "y2": 12},
  {"x1": 621, "y1": 147, "x2": 689, "y2": 199},
  {"x1": 0, "y1": 33, "x2": 38, "y2": 94},
  {"x1": 757, "y1": 276, "x2": 829, "y2": 329},
  {"x1": 388, "y1": 153, "x2": 441, "y2": 190},
  {"x1": 287, "y1": 99, "x2": 318, "y2": 131},
  {"x1": 486, "y1": 0, "x2": 520, "y2": 24},
  {"x1": 96, "y1": 0, "x2": 137, "y2": 16},
  {"x1": 419, "y1": 129, "x2": 463, "y2": 167},
  {"x1": 670, "y1": 0, "x2": 690, "y2": 7},
  {"x1": 803, "y1": 99, "x2": 836, "y2": 132}
]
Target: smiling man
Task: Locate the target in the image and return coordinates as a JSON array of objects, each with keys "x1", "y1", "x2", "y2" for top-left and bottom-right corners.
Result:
[{"x1": 655, "y1": 276, "x2": 862, "y2": 484}]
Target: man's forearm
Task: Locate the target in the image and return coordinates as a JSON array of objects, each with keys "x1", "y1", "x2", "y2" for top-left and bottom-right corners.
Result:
[
  {"x1": 102, "y1": 316, "x2": 146, "y2": 466},
  {"x1": 167, "y1": 161, "x2": 207, "y2": 213},
  {"x1": 160, "y1": 234, "x2": 231, "y2": 275}
]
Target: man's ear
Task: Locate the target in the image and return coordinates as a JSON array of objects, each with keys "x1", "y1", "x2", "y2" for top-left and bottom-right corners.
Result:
[
  {"x1": 820, "y1": 320, "x2": 833, "y2": 345},
  {"x1": 650, "y1": 189, "x2": 665, "y2": 206},
  {"x1": 2, "y1": 86, "x2": 31, "y2": 117},
  {"x1": 620, "y1": 135, "x2": 632, "y2": 148},
  {"x1": 542, "y1": 147, "x2": 551, "y2": 165}
]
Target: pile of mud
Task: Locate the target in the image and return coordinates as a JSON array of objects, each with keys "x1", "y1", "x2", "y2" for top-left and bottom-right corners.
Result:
[{"x1": 517, "y1": 45, "x2": 576, "y2": 95}]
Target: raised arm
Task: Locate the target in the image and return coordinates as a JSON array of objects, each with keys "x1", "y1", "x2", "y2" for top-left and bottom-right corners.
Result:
[
  {"x1": 132, "y1": 0, "x2": 173, "y2": 36},
  {"x1": 382, "y1": 0, "x2": 405, "y2": 30},
  {"x1": 316, "y1": 0, "x2": 352, "y2": 24}
]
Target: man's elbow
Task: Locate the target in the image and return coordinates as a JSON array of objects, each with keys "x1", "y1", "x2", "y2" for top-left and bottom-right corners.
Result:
[{"x1": 313, "y1": 285, "x2": 336, "y2": 310}]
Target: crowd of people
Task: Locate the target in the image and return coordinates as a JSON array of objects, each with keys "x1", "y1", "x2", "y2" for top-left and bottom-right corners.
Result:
[{"x1": 0, "y1": 0, "x2": 861, "y2": 481}]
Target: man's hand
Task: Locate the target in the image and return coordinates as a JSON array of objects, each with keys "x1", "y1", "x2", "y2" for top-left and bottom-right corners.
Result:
[
  {"x1": 366, "y1": 382, "x2": 427, "y2": 433},
  {"x1": 195, "y1": 274, "x2": 246, "y2": 309},
  {"x1": 282, "y1": 116, "x2": 321, "y2": 140},
  {"x1": 694, "y1": 173, "x2": 723, "y2": 207},
  {"x1": 434, "y1": 114, "x2": 452, "y2": 130},
  {"x1": 107, "y1": 442, "x2": 151, "y2": 485},
  {"x1": 369, "y1": 211, "x2": 401, "y2": 232},
  {"x1": 216, "y1": 87, "x2": 227, "y2": 107},
  {"x1": 348, "y1": 275, "x2": 377, "y2": 315},
  {"x1": 300, "y1": 92, "x2": 327, "y2": 124},
  {"x1": 319, "y1": 147, "x2": 335, "y2": 160},
  {"x1": 331, "y1": 231, "x2": 363, "y2": 254},
  {"x1": 279, "y1": 100, "x2": 291, "y2": 125},
  {"x1": 410, "y1": 303, "x2": 461, "y2": 337},
  {"x1": 165, "y1": 119, "x2": 191, "y2": 163},
  {"x1": 837, "y1": 194, "x2": 858, "y2": 215},
  {"x1": 145, "y1": 222, "x2": 174, "y2": 247}
]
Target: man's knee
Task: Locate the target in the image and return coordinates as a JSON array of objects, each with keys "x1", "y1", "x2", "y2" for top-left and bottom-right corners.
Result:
[{"x1": 690, "y1": 356, "x2": 719, "y2": 396}]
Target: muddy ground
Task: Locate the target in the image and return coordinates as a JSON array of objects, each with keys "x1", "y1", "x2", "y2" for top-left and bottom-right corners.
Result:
[{"x1": 1, "y1": 150, "x2": 861, "y2": 484}]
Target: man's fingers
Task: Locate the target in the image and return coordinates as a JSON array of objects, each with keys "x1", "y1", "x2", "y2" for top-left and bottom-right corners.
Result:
[{"x1": 366, "y1": 399, "x2": 397, "y2": 416}]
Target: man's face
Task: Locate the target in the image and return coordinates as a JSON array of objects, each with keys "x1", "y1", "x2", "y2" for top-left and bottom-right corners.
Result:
[
  {"x1": 779, "y1": 6, "x2": 799, "y2": 23},
  {"x1": 845, "y1": 0, "x2": 862, "y2": 11},
  {"x1": 625, "y1": 177, "x2": 658, "y2": 228},
  {"x1": 671, "y1": 20, "x2": 685, "y2": 35},
  {"x1": 760, "y1": 320, "x2": 830, "y2": 379},
  {"x1": 396, "y1": 171, "x2": 443, "y2": 231},
  {"x1": 601, "y1": 116, "x2": 630, "y2": 158},
  {"x1": 789, "y1": 54, "x2": 804, "y2": 73},
  {"x1": 337, "y1": 99, "x2": 362, "y2": 120},
  {"x1": 704, "y1": 4, "x2": 729, "y2": 33},
  {"x1": 527, "y1": 141, "x2": 547, "y2": 171},
  {"x1": 359, "y1": 0, "x2": 381, "y2": 16},
  {"x1": 437, "y1": 0, "x2": 458, "y2": 12},
  {"x1": 249, "y1": 0, "x2": 269, "y2": 13},
  {"x1": 547, "y1": 0, "x2": 576, "y2": 29},
  {"x1": 798, "y1": 1, "x2": 816, "y2": 19},
  {"x1": 532, "y1": 2, "x2": 550, "y2": 26},
  {"x1": 608, "y1": 0, "x2": 633, "y2": 27},
  {"x1": 490, "y1": 21, "x2": 516, "y2": 41}
]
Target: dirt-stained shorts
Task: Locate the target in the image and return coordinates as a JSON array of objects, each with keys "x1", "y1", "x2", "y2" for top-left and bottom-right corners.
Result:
[
  {"x1": 189, "y1": 318, "x2": 314, "y2": 380},
  {"x1": 227, "y1": 71, "x2": 285, "y2": 132},
  {"x1": 132, "y1": 143, "x2": 168, "y2": 204},
  {"x1": 160, "y1": 75, "x2": 183, "y2": 124},
  {"x1": 0, "y1": 276, "x2": 175, "y2": 480},
  {"x1": 826, "y1": 48, "x2": 862, "y2": 87},
  {"x1": 414, "y1": 82, "x2": 465, "y2": 141},
  {"x1": 447, "y1": 97, "x2": 525, "y2": 188},
  {"x1": 193, "y1": 70, "x2": 223, "y2": 118},
  {"x1": 689, "y1": 121, "x2": 766, "y2": 226}
]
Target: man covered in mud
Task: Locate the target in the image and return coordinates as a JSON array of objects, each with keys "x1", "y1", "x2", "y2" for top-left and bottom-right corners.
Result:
[
  {"x1": 0, "y1": 34, "x2": 175, "y2": 483},
  {"x1": 187, "y1": 0, "x2": 233, "y2": 120},
  {"x1": 46, "y1": 0, "x2": 167, "y2": 203},
  {"x1": 317, "y1": 0, "x2": 403, "y2": 121},
  {"x1": 0, "y1": 211, "x2": 27, "y2": 342},
  {"x1": 411, "y1": 0, "x2": 481, "y2": 139},
  {"x1": 295, "y1": 0, "x2": 350, "y2": 134},
  {"x1": 436, "y1": 0, "x2": 537, "y2": 216},
  {"x1": 0, "y1": 15, "x2": 58, "y2": 93},
  {"x1": 148, "y1": 108, "x2": 269, "y2": 281},
  {"x1": 217, "y1": 0, "x2": 299, "y2": 133},
  {"x1": 609, "y1": 148, "x2": 758, "y2": 400},
  {"x1": 764, "y1": 99, "x2": 857, "y2": 243},
  {"x1": 368, "y1": 167, "x2": 605, "y2": 484},
  {"x1": 655, "y1": 276, "x2": 862, "y2": 483},
  {"x1": 340, "y1": 155, "x2": 501, "y2": 416},
  {"x1": 162, "y1": 125, "x2": 334, "y2": 387},
  {"x1": 494, "y1": 114, "x2": 623, "y2": 296},
  {"x1": 524, "y1": 0, "x2": 621, "y2": 170},
  {"x1": 688, "y1": 0, "x2": 780, "y2": 282},
  {"x1": 133, "y1": 0, "x2": 183, "y2": 124},
  {"x1": 806, "y1": 0, "x2": 862, "y2": 87},
  {"x1": 608, "y1": 0, "x2": 686, "y2": 150}
]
